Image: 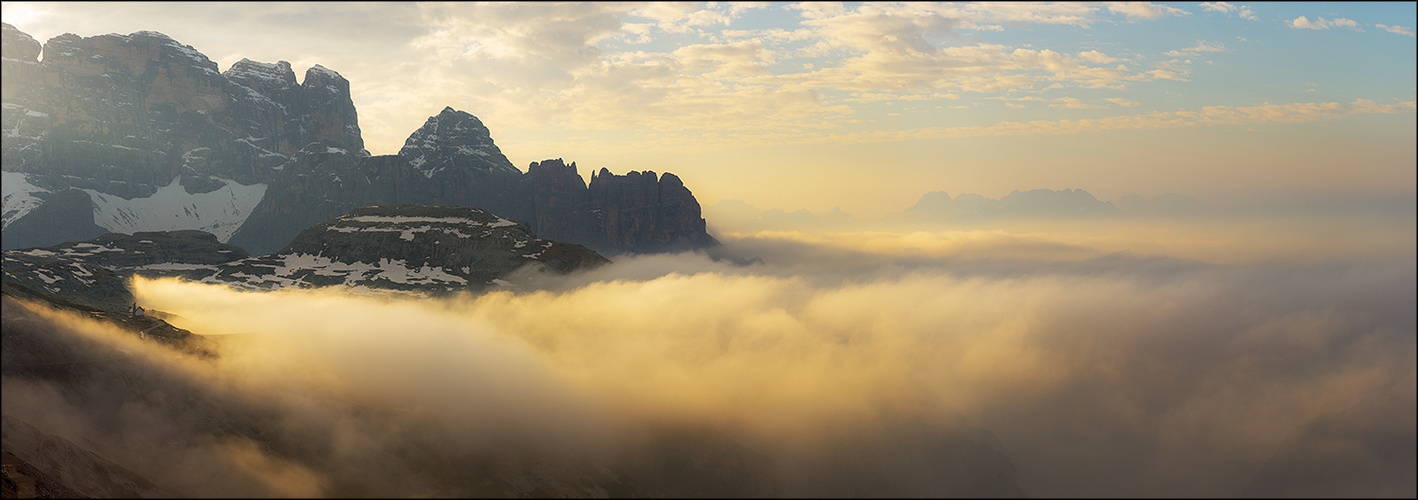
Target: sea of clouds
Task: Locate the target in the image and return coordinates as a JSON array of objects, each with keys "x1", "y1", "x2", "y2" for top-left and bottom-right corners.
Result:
[{"x1": 3, "y1": 222, "x2": 1414, "y2": 497}]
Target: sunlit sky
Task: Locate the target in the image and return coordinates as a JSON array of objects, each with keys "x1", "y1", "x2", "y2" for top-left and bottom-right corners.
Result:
[{"x1": 3, "y1": 2, "x2": 1415, "y2": 217}]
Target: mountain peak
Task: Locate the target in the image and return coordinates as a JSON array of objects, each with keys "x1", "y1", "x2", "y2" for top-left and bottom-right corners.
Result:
[
  {"x1": 2, "y1": 22, "x2": 42, "y2": 62},
  {"x1": 224, "y1": 58, "x2": 298, "y2": 87},
  {"x1": 398, "y1": 108, "x2": 517, "y2": 178},
  {"x1": 130, "y1": 30, "x2": 173, "y2": 40},
  {"x1": 305, "y1": 63, "x2": 342, "y2": 79}
]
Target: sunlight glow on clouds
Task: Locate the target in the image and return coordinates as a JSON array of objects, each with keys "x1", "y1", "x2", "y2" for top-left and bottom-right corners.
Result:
[
  {"x1": 1104, "y1": 1, "x2": 1191, "y2": 21},
  {"x1": 566, "y1": 98, "x2": 1415, "y2": 152},
  {"x1": 89, "y1": 241, "x2": 1414, "y2": 497},
  {"x1": 1, "y1": 1, "x2": 1413, "y2": 217}
]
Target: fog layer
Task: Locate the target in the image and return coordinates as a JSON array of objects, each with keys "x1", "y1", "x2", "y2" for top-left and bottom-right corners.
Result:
[{"x1": 4, "y1": 226, "x2": 1414, "y2": 497}]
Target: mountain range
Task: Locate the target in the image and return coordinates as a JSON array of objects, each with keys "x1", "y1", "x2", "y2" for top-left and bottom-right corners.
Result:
[{"x1": 1, "y1": 23, "x2": 717, "y2": 256}]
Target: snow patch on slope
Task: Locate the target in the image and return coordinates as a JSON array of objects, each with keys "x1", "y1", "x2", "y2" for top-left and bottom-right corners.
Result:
[
  {"x1": 204, "y1": 253, "x2": 468, "y2": 291},
  {"x1": 2, "y1": 170, "x2": 49, "y2": 228},
  {"x1": 84, "y1": 176, "x2": 266, "y2": 243}
]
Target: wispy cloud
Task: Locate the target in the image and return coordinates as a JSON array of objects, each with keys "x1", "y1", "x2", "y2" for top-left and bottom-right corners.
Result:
[
  {"x1": 515, "y1": 99, "x2": 1416, "y2": 154},
  {"x1": 1200, "y1": 1, "x2": 1236, "y2": 13},
  {"x1": 358, "y1": 2, "x2": 1203, "y2": 147},
  {"x1": 1165, "y1": 40, "x2": 1229, "y2": 57},
  {"x1": 1199, "y1": 2, "x2": 1257, "y2": 21},
  {"x1": 1076, "y1": 49, "x2": 1119, "y2": 64},
  {"x1": 1049, "y1": 97, "x2": 1106, "y2": 109},
  {"x1": 1291, "y1": 16, "x2": 1362, "y2": 31},
  {"x1": 1376, "y1": 24, "x2": 1415, "y2": 37},
  {"x1": 859, "y1": 99, "x2": 1417, "y2": 143},
  {"x1": 1105, "y1": 2, "x2": 1192, "y2": 21}
]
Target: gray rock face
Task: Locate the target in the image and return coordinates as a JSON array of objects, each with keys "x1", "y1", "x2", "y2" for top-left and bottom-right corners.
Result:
[
  {"x1": 229, "y1": 111, "x2": 527, "y2": 256},
  {"x1": 2, "y1": 230, "x2": 249, "y2": 311},
  {"x1": 2, "y1": 204, "x2": 610, "y2": 305},
  {"x1": 1, "y1": 189, "x2": 108, "y2": 250},
  {"x1": 1, "y1": 23, "x2": 365, "y2": 248},
  {"x1": 588, "y1": 166, "x2": 717, "y2": 253},
  {"x1": 211, "y1": 205, "x2": 609, "y2": 293},
  {"x1": 3, "y1": 24, "x2": 717, "y2": 257},
  {"x1": 227, "y1": 145, "x2": 415, "y2": 254},
  {"x1": 391, "y1": 107, "x2": 524, "y2": 220},
  {"x1": 504, "y1": 159, "x2": 720, "y2": 254},
  {"x1": 231, "y1": 137, "x2": 718, "y2": 257},
  {"x1": 2, "y1": 22, "x2": 41, "y2": 61},
  {"x1": 400, "y1": 107, "x2": 518, "y2": 178}
]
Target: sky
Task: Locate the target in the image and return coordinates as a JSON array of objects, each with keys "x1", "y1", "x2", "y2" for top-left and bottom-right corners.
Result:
[{"x1": 3, "y1": 1, "x2": 1415, "y2": 218}]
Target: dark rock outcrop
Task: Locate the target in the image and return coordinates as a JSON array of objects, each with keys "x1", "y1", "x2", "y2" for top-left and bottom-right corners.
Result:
[
  {"x1": 226, "y1": 145, "x2": 422, "y2": 254},
  {"x1": 212, "y1": 205, "x2": 609, "y2": 293},
  {"x1": 231, "y1": 119, "x2": 718, "y2": 256},
  {"x1": 502, "y1": 159, "x2": 719, "y2": 254},
  {"x1": 519, "y1": 158, "x2": 598, "y2": 245},
  {"x1": 1, "y1": 189, "x2": 108, "y2": 250},
  {"x1": 588, "y1": 166, "x2": 716, "y2": 253},
  {"x1": 2, "y1": 230, "x2": 248, "y2": 310},
  {"x1": 389, "y1": 107, "x2": 524, "y2": 218},
  {"x1": 400, "y1": 106, "x2": 519, "y2": 178}
]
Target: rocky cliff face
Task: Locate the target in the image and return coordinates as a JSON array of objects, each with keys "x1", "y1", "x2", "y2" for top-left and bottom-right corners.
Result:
[
  {"x1": 3, "y1": 23, "x2": 717, "y2": 257},
  {"x1": 392, "y1": 107, "x2": 524, "y2": 217},
  {"x1": 1, "y1": 23, "x2": 42, "y2": 102},
  {"x1": 220, "y1": 59, "x2": 366, "y2": 161},
  {"x1": 512, "y1": 159, "x2": 719, "y2": 254},
  {"x1": 589, "y1": 166, "x2": 716, "y2": 253},
  {"x1": 231, "y1": 122, "x2": 717, "y2": 257},
  {"x1": 1, "y1": 23, "x2": 365, "y2": 249},
  {"x1": 226, "y1": 145, "x2": 417, "y2": 254},
  {"x1": 400, "y1": 106, "x2": 519, "y2": 179}
]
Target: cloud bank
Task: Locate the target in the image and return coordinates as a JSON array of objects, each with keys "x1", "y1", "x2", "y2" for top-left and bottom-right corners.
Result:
[{"x1": 4, "y1": 232, "x2": 1413, "y2": 497}]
